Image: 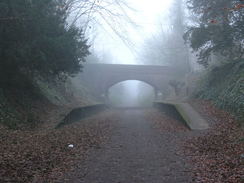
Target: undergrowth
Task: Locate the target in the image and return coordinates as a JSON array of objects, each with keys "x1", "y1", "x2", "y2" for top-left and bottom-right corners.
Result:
[
  {"x1": 0, "y1": 75, "x2": 43, "y2": 129},
  {"x1": 194, "y1": 59, "x2": 244, "y2": 124}
]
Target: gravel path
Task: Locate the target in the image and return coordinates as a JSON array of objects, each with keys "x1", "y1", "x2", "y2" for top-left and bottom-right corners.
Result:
[{"x1": 66, "y1": 109, "x2": 192, "y2": 183}]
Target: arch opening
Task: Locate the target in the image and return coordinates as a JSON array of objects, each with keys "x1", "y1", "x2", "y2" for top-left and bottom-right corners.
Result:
[{"x1": 107, "y1": 80, "x2": 156, "y2": 108}]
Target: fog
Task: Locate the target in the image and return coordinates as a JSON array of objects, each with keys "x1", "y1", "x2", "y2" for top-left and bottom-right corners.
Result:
[
  {"x1": 108, "y1": 80, "x2": 155, "y2": 107},
  {"x1": 86, "y1": 0, "x2": 174, "y2": 65},
  {"x1": 72, "y1": 0, "x2": 194, "y2": 106}
]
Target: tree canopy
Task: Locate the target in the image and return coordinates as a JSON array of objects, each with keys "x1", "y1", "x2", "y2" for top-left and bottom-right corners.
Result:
[
  {"x1": 0, "y1": 0, "x2": 90, "y2": 85},
  {"x1": 184, "y1": 0, "x2": 244, "y2": 66}
]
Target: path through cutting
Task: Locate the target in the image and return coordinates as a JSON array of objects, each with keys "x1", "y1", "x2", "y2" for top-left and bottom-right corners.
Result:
[{"x1": 67, "y1": 109, "x2": 192, "y2": 183}]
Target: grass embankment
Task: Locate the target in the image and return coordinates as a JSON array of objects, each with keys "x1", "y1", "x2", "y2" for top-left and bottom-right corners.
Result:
[
  {"x1": 0, "y1": 75, "x2": 99, "y2": 129},
  {"x1": 194, "y1": 59, "x2": 244, "y2": 124}
]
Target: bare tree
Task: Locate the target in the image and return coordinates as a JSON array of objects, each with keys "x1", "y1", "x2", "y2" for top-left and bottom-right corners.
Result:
[{"x1": 63, "y1": 0, "x2": 136, "y2": 49}]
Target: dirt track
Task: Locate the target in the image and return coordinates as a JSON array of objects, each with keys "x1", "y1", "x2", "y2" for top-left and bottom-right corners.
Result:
[
  {"x1": 2, "y1": 102, "x2": 241, "y2": 182},
  {"x1": 65, "y1": 109, "x2": 192, "y2": 183}
]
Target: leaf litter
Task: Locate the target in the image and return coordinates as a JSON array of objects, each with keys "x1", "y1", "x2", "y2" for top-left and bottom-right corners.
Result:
[{"x1": 0, "y1": 111, "x2": 117, "y2": 183}]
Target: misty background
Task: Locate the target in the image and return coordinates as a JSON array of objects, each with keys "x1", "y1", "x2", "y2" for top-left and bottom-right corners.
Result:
[
  {"x1": 71, "y1": 0, "x2": 196, "y2": 107},
  {"x1": 2, "y1": 0, "x2": 241, "y2": 111}
]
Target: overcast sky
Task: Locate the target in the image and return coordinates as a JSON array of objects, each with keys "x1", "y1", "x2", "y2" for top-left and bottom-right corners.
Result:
[{"x1": 89, "y1": 0, "x2": 174, "y2": 65}]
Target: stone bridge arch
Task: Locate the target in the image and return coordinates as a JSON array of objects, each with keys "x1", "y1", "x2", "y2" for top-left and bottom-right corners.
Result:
[
  {"x1": 77, "y1": 63, "x2": 181, "y2": 102},
  {"x1": 104, "y1": 79, "x2": 159, "y2": 101}
]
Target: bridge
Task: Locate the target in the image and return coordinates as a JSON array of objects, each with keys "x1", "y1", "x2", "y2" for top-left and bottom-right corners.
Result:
[{"x1": 77, "y1": 63, "x2": 182, "y2": 101}]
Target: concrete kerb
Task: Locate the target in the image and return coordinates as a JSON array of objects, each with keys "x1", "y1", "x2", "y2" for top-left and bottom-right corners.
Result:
[
  {"x1": 154, "y1": 101, "x2": 209, "y2": 130},
  {"x1": 56, "y1": 104, "x2": 108, "y2": 128}
]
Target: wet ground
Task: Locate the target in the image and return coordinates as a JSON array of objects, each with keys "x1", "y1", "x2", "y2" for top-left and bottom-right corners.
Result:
[{"x1": 64, "y1": 109, "x2": 193, "y2": 183}]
